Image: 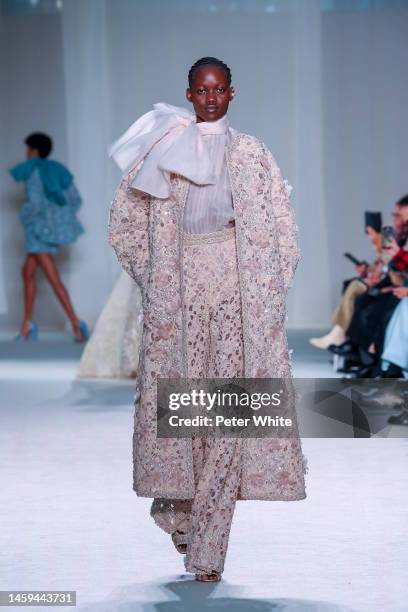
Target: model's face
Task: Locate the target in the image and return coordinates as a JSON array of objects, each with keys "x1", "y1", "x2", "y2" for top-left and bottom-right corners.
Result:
[{"x1": 186, "y1": 65, "x2": 234, "y2": 123}]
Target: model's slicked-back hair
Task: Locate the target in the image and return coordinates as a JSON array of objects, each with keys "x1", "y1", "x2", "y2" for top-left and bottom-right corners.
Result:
[
  {"x1": 397, "y1": 194, "x2": 408, "y2": 208},
  {"x1": 24, "y1": 132, "x2": 53, "y2": 158},
  {"x1": 188, "y1": 57, "x2": 232, "y2": 87}
]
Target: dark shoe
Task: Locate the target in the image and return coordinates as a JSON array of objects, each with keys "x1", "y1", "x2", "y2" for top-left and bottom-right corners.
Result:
[
  {"x1": 341, "y1": 365, "x2": 375, "y2": 379},
  {"x1": 381, "y1": 363, "x2": 404, "y2": 378},
  {"x1": 359, "y1": 349, "x2": 376, "y2": 367},
  {"x1": 388, "y1": 412, "x2": 408, "y2": 426},
  {"x1": 330, "y1": 343, "x2": 358, "y2": 357},
  {"x1": 329, "y1": 340, "x2": 354, "y2": 353},
  {"x1": 337, "y1": 358, "x2": 364, "y2": 373}
]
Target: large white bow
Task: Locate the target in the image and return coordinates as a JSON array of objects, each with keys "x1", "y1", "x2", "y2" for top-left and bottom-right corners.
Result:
[{"x1": 108, "y1": 102, "x2": 229, "y2": 199}]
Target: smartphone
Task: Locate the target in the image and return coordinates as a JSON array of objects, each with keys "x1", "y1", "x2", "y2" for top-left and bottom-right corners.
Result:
[{"x1": 344, "y1": 253, "x2": 367, "y2": 266}]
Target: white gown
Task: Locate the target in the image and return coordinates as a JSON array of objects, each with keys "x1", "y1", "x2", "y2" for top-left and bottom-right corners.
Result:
[{"x1": 77, "y1": 272, "x2": 143, "y2": 378}]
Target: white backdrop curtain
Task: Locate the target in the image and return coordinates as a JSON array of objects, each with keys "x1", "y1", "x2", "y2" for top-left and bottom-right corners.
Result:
[
  {"x1": 60, "y1": 0, "x2": 334, "y2": 328},
  {"x1": 0, "y1": 0, "x2": 407, "y2": 331},
  {"x1": 0, "y1": 11, "x2": 7, "y2": 315},
  {"x1": 61, "y1": 0, "x2": 115, "y2": 324},
  {"x1": 292, "y1": 0, "x2": 331, "y2": 324}
]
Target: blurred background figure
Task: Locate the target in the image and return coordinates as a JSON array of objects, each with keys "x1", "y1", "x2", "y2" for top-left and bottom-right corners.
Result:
[
  {"x1": 310, "y1": 195, "x2": 408, "y2": 378},
  {"x1": 309, "y1": 210, "x2": 393, "y2": 350},
  {"x1": 77, "y1": 271, "x2": 142, "y2": 379},
  {"x1": 9, "y1": 132, "x2": 89, "y2": 342}
]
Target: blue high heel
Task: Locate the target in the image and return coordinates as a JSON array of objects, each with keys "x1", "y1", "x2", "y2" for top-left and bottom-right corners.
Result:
[
  {"x1": 74, "y1": 320, "x2": 90, "y2": 343},
  {"x1": 14, "y1": 320, "x2": 38, "y2": 342}
]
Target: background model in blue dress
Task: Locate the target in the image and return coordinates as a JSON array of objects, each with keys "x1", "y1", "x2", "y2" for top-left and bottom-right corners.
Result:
[
  {"x1": 10, "y1": 131, "x2": 88, "y2": 343},
  {"x1": 9, "y1": 157, "x2": 84, "y2": 254}
]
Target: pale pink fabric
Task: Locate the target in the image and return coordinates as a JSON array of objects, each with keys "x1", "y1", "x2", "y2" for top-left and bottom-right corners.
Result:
[
  {"x1": 108, "y1": 130, "x2": 308, "y2": 502},
  {"x1": 109, "y1": 102, "x2": 223, "y2": 199},
  {"x1": 183, "y1": 118, "x2": 235, "y2": 233},
  {"x1": 151, "y1": 228, "x2": 243, "y2": 577},
  {"x1": 109, "y1": 102, "x2": 235, "y2": 232}
]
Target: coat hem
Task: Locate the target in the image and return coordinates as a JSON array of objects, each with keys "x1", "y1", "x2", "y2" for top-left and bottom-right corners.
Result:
[
  {"x1": 134, "y1": 485, "x2": 306, "y2": 502},
  {"x1": 238, "y1": 492, "x2": 307, "y2": 501}
]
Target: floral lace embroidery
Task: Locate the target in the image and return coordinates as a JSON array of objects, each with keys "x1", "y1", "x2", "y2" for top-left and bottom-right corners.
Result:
[{"x1": 108, "y1": 131, "x2": 307, "y2": 502}]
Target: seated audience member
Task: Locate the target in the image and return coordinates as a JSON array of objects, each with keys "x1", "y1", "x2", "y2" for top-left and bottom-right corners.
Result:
[
  {"x1": 310, "y1": 212, "x2": 388, "y2": 349},
  {"x1": 392, "y1": 195, "x2": 408, "y2": 247},
  {"x1": 333, "y1": 256, "x2": 408, "y2": 378},
  {"x1": 311, "y1": 196, "x2": 408, "y2": 357}
]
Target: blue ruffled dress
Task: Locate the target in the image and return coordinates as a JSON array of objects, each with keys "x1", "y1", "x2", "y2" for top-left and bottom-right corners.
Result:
[{"x1": 9, "y1": 158, "x2": 84, "y2": 254}]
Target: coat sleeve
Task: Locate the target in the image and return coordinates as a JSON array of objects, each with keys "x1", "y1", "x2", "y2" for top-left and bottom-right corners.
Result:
[
  {"x1": 262, "y1": 145, "x2": 301, "y2": 293},
  {"x1": 108, "y1": 177, "x2": 150, "y2": 288}
]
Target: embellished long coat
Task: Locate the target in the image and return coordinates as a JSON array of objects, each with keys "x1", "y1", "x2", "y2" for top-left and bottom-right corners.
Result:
[{"x1": 108, "y1": 128, "x2": 308, "y2": 502}]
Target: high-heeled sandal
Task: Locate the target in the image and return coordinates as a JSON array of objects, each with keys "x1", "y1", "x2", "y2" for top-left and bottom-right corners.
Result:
[
  {"x1": 195, "y1": 572, "x2": 221, "y2": 582},
  {"x1": 176, "y1": 543, "x2": 187, "y2": 554},
  {"x1": 171, "y1": 530, "x2": 188, "y2": 554},
  {"x1": 73, "y1": 320, "x2": 90, "y2": 343},
  {"x1": 14, "y1": 320, "x2": 38, "y2": 342}
]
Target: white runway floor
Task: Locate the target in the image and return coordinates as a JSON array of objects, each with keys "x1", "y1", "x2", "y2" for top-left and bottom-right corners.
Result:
[{"x1": 0, "y1": 330, "x2": 407, "y2": 612}]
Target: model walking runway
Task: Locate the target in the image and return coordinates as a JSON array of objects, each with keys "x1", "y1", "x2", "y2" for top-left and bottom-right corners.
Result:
[{"x1": 108, "y1": 57, "x2": 306, "y2": 581}]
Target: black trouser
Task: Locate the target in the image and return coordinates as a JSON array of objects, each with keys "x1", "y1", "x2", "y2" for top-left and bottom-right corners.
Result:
[{"x1": 348, "y1": 292, "x2": 400, "y2": 355}]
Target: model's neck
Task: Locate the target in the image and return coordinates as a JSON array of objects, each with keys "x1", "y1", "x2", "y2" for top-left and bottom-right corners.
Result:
[{"x1": 195, "y1": 114, "x2": 229, "y2": 135}]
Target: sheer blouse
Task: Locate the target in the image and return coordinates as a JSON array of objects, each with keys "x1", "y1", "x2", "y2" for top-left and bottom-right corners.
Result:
[{"x1": 183, "y1": 117, "x2": 234, "y2": 234}]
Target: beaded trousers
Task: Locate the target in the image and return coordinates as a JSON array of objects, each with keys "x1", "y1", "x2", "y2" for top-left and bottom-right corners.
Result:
[{"x1": 150, "y1": 226, "x2": 244, "y2": 577}]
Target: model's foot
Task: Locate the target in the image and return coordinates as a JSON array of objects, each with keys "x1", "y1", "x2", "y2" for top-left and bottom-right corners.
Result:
[
  {"x1": 176, "y1": 543, "x2": 187, "y2": 554},
  {"x1": 195, "y1": 572, "x2": 221, "y2": 582},
  {"x1": 19, "y1": 320, "x2": 32, "y2": 337},
  {"x1": 16, "y1": 320, "x2": 38, "y2": 341},
  {"x1": 171, "y1": 530, "x2": 188, "y2": 554},
  {"x1": 71, "y1": 319, "x2": 90, "y2": 343},
  {"x1": 71, "y1": 319, "x2": 82, "y2": 341}
]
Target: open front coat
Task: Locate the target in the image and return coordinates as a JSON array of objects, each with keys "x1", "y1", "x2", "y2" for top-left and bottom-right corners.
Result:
[{"x1": 108, "y1": 128, "x2": 308, "y2": 502}]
